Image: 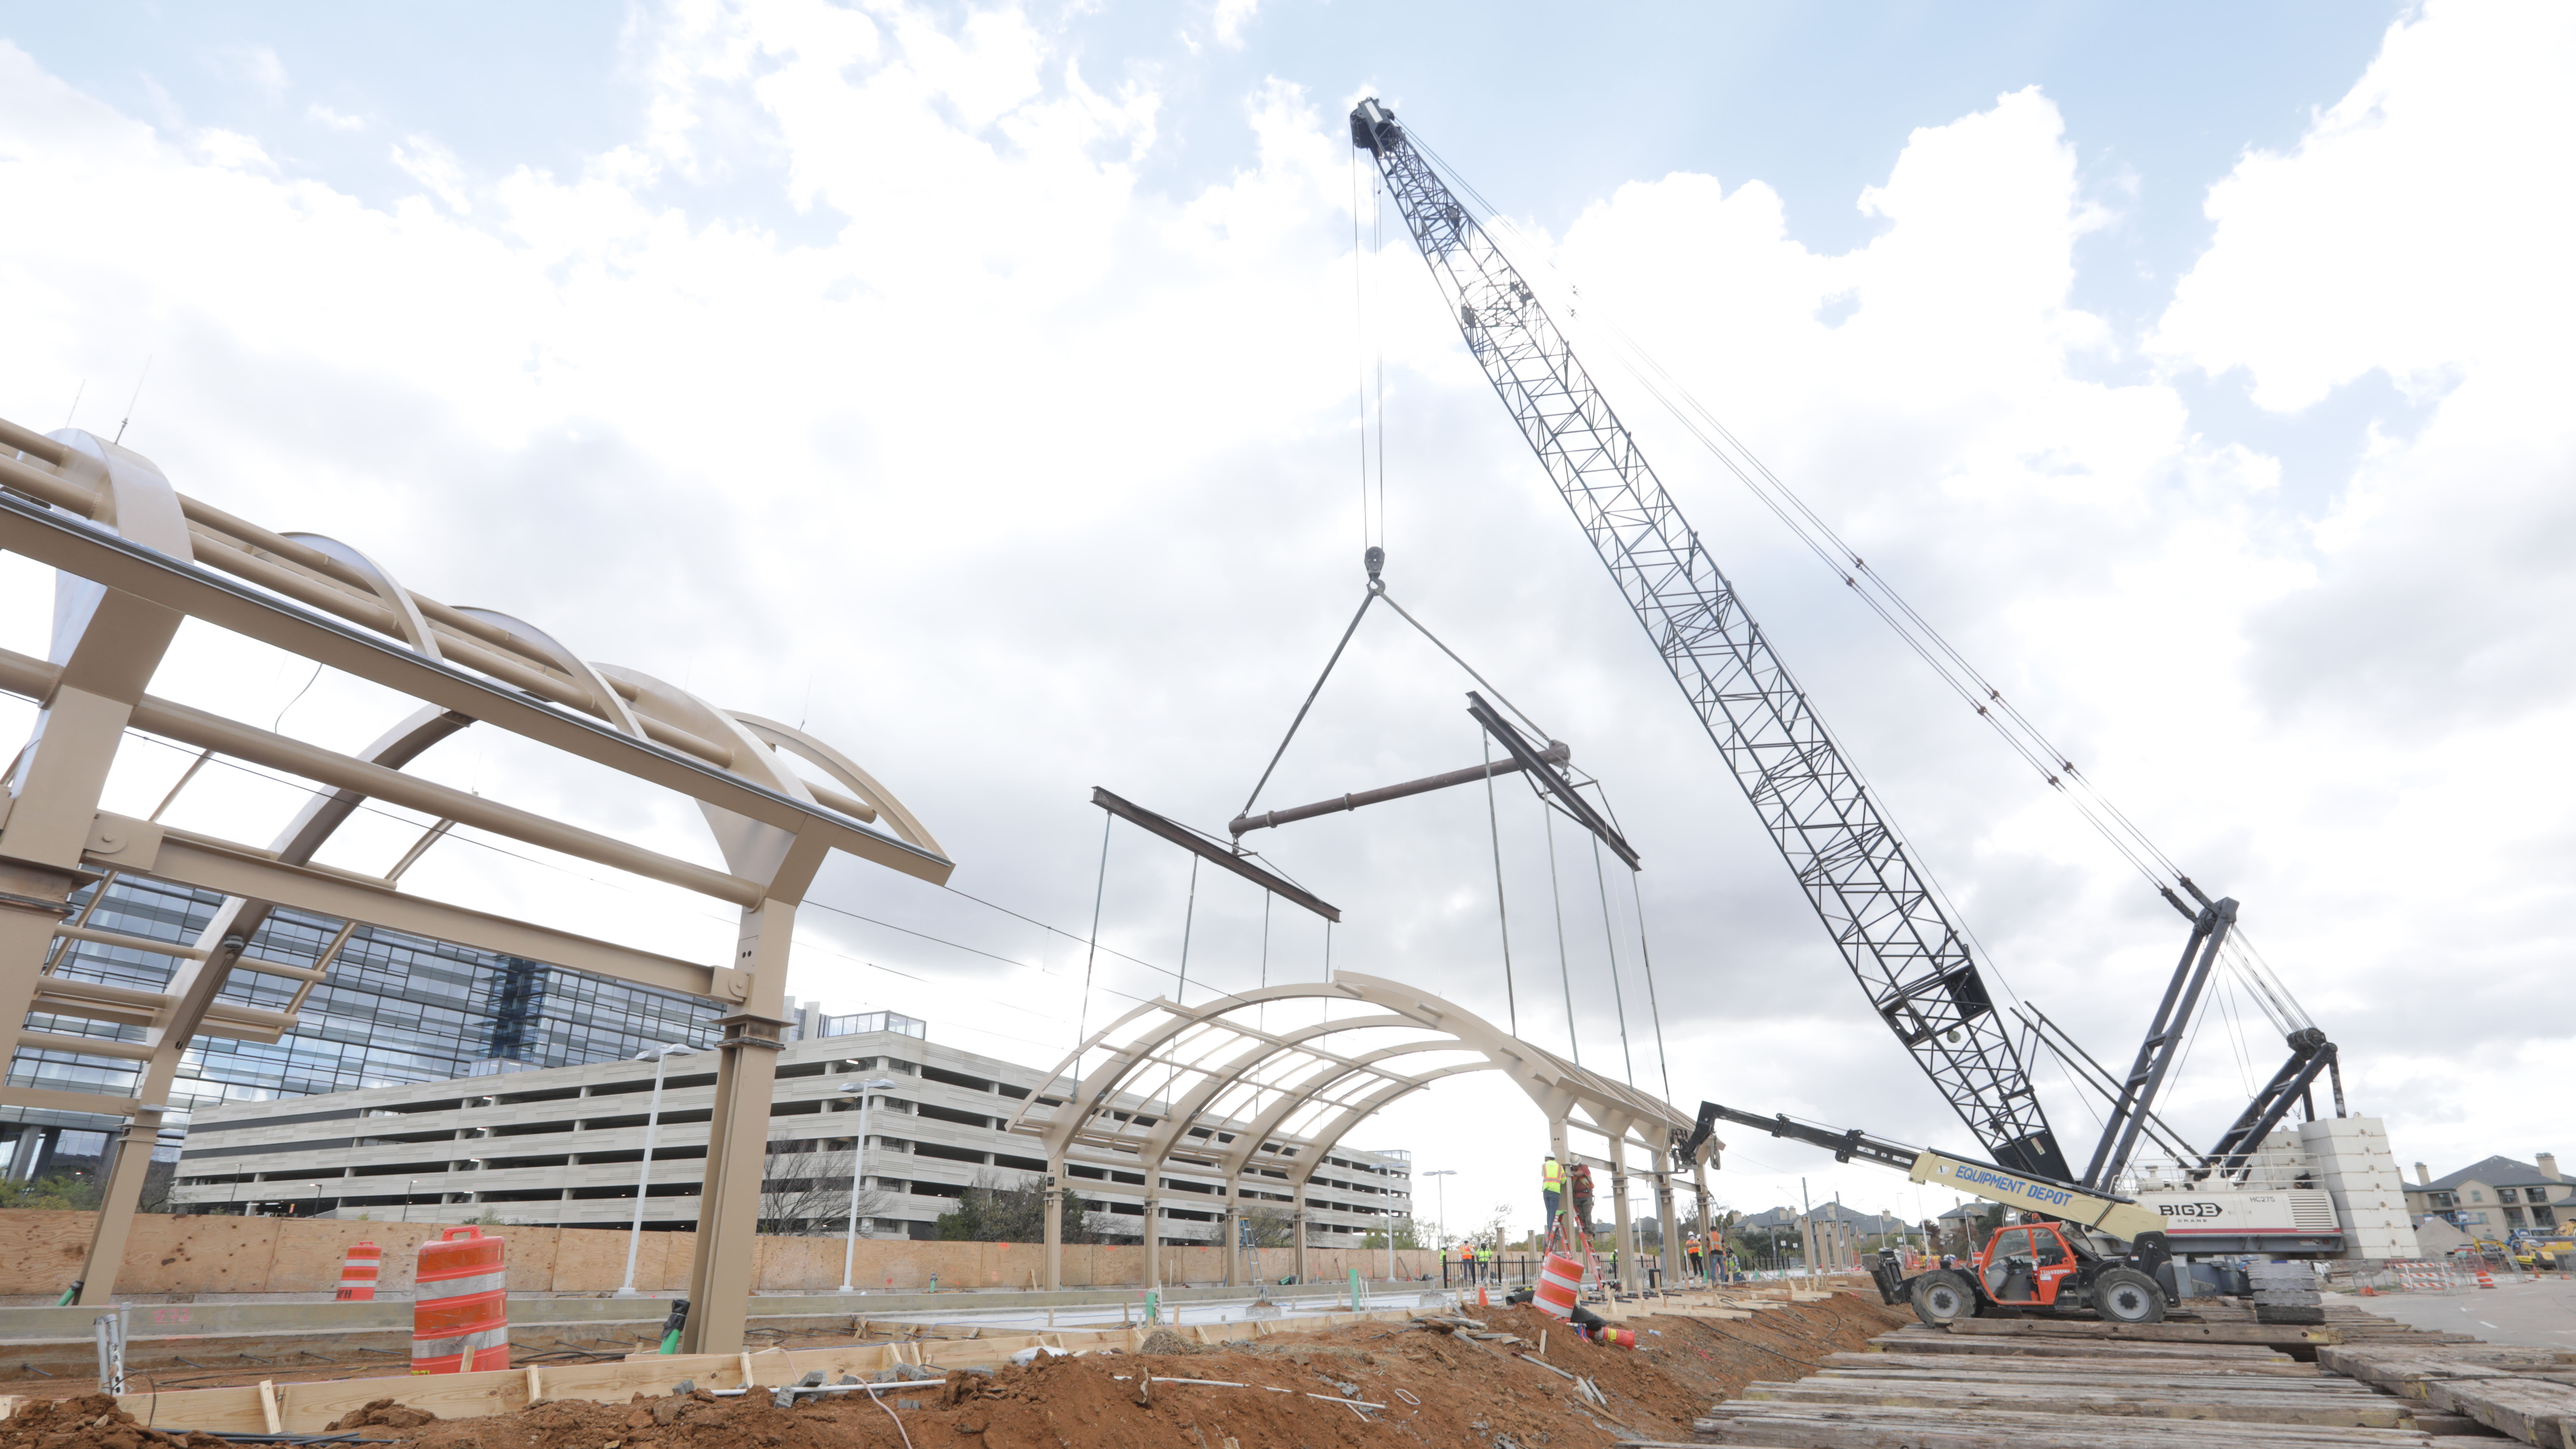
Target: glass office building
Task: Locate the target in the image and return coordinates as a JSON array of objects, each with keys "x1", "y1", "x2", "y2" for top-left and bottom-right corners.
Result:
[{"x1": 2, "y1": 876, "x2": 726, "y2": 1181}]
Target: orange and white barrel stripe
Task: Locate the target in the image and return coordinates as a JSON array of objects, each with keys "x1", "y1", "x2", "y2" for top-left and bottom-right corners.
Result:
[
  {"x1": 1533, "y1": 1252, "x2": 1584, "y2": 1321},
  {"x1": 412, "y1": 1227, "x2": 509, "y2": 1374},
  {"x1": 335, "y1": 1242, "x2": 381, "y2": 1302}
]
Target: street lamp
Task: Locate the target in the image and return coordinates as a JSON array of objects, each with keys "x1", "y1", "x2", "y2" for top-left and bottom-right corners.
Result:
[
  {"x1": 838, "y1": 1078, "x2": 897, "y2": 1294},
  {"x1": 614, "y1": 1043, "x2": 701, "y2": 1299},
  {"x1": 1422, "y1": 1170, "x2": 1456, "y2": 1276}
]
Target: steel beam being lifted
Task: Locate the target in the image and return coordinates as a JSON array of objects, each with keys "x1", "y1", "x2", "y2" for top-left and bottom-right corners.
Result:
[
  {"x1": 1229, "y1": 739, "x2": 1569, "y2": 837},
  {"x1": 1091, "y1": 787, "x2": 1341, "y2": 922}
]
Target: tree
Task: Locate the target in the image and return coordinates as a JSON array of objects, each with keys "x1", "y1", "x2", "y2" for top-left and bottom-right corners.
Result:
[
  {"x1": 760, "y1": 1145, "x2": 892, "y2": 1235},
  {"x1": 1637, "y1": 1214, "x2": 1663, "y2": 1249},
  {"x1": 1359, "y1": 1214, "x2": 1427, "y2": 1250},
  {"x1": 1239, "y1": 1204, "x2": 1299, "y2": 1248},
  {"x1": 932, "y1": 1171, "x2": 1101, "y2": 1243}
]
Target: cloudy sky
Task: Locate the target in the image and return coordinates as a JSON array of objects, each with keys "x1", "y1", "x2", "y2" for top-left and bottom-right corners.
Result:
[{"x1": 4, "y1": 0, "x2": 2570, "y2": 1244}]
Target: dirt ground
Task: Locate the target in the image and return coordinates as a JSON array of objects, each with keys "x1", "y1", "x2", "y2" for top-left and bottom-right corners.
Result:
[{"x1": 3, "y1": 1296, "x2": 1909, "y2": 1449}]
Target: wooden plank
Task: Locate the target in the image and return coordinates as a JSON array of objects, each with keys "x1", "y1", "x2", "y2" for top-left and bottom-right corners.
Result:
[
  {"x1": 256, "y1": 1381, "x2": 281, "y2": 1435},
  {"x1": 1810, "y1": 1369, "x2": 2364, "y2": 1394},
  {"x1": 1741, "y1": 1379, "x2": 2411, "y2": 1427},
  {"x1": 2422, "y1": 1377, "x2": 2576, "y2": 1447},
  {"x1": 1689, "y1": 1406, "x2": 2434, "y2": 1449},
  {"x1": 1825, "y1": 1351, "x2": 2320, "y2": 1378},
  {"x1": 1944, "y1": 1318, "x2": 2339, "y2": 1346},
  {"x1": 273, "y1": 1368, "x2": 529, "y2": 1434},
  {"x1": 115, "y1": 1384, "x2": 272, "y2": 1433},
  {"x1": 1871, "y1": 1332, "x2": 2293, "y2": 1361}
]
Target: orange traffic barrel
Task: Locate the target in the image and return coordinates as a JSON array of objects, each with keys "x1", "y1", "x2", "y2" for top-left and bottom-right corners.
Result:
[
  {"x1": 1533, "y1": 1252, "x2": 1584, "y2": 1321},
  {"x1": 336, "y1": 1241, "x2": 381, "y2": 1302},
  {"x1": 412, "y1": 1227, "x2": 509, "y2": 1373}
]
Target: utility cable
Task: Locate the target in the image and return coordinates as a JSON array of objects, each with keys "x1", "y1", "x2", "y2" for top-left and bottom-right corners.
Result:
[
  {"x1": 1075, "y1": 811, "x2": 1112, "y2": 1086},
  {"x1": 1360, "y1": 150, "x2": 1380, "y2": 549},
  {"x1": 1590, "y1": 833, "x2": 1636, "y2": 1087},
  {"x1": 1626, "y1": 866, "x2": 1675, "y2": 1108},
  {"x1": 1374, "y1": 585, "x2": 1551, "y2": 742},
  {"x1": 1175, "y1": 854, "x2": 1199, "y2": 1009},
  {"x1": 1239, "y1": 588, "x2": 1375, "y2": 816},
  {"x1": 1542, "y1": 806, "x2": 1580, "y2": 1067}
]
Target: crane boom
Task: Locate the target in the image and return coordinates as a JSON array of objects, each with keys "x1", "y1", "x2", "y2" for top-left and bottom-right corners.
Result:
[
  {"x1": 1350, "y1": 97, "x2": 2073, "y2": 1182},
  {"x1": 1681, "y1": 1100, "x2": 2168, "y2": 1242}
]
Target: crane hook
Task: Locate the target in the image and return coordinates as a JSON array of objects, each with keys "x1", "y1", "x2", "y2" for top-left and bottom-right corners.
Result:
[{"x1": 1365, "y1": 544, "x2": 1385, "y2": 591}]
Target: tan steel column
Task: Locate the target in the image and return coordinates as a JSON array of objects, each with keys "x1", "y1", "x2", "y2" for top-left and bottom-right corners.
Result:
[
  {"x1": 1140, "y1": 1194, "x2": 1162, "y2": 1290},
  {"x1": 1042, "y1": 1158, "x2": 1065, "y2": 1291},
  {"x1": 2, "y1": 435, "x2": 192, "y2": 1306},
  {"x1": 1548, "y1": 1119, "x2": 1584, "y2": 1259},
  {"x1": 1652, "y1": 1169, "x2": 1680, "y2": 1287},
  {"x1": 680, "y1": 897, "x2": 793, "y2": 1354},
  {"x1": 1608, "y1": 1139, "x2": 1636, "y2": 1293},
  {"x1": 1222, "y1": 1183, "x2": 1242, "y2": 1288}
]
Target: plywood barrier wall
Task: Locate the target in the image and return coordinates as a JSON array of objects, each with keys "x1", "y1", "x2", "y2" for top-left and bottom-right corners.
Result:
[{"x1": 0, "y1": 1211, "x2": 1440, "y2": 1298}]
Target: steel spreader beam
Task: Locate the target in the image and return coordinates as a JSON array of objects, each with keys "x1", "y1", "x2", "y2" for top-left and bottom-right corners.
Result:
[{"x1": 1352, "y1": 97, "x2": 2071, "y2": 1181}]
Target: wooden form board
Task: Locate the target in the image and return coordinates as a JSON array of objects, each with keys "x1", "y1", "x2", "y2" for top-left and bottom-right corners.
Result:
[{"x1": 93, "y1": 1304, "x2": 1431, "y2": 1433}]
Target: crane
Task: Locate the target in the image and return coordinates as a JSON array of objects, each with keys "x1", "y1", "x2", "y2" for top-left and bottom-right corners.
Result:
[{"x1": 1348, "y1": 97, "x2": 2073, "y2": 1183}]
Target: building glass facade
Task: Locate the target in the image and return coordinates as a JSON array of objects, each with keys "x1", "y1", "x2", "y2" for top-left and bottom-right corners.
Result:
[{"x1": 3, "y1": 876, "x2": 724, "y2": 1178}]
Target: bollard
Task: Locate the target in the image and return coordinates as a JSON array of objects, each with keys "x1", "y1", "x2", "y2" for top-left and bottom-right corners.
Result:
[
  {"x1": 336, "y1": 1241, "x2": 382, "y2": 1301},
  {"x1": 412, "y1": 1227, "x2": 509, "y2": 1373}
]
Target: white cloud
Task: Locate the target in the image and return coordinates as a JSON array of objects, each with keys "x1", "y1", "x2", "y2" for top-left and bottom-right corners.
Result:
[
  {"x1": 2, "y1": 0, "x2": 2571, "y2": 1232},
  {"x1": 389, "y1": 133, "x2": 475, "y2": 213},
  {"x1": 306, "y1": 101, "x2": 365, "y2": 132},
  {"x1": 1211, "y1": 0, "x2": 1260, "y2": 49},
  {"x1": 210, "y1": 41, "x2": 290, "y2": 101}
]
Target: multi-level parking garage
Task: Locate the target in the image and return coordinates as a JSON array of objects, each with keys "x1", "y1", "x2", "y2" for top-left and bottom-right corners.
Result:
[{"x1": 169, "y1": 1008, "x2": 1414, "y2": 1245}]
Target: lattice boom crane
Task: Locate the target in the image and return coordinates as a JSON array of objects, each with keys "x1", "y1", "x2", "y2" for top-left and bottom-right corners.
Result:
[{"x1": 1350, "y1": 97, "x2": 2074, "y2": 1183}]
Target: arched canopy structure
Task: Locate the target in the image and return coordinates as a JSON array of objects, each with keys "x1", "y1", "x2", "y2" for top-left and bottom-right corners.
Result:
[
  {"x1": 0, "y1": 419, "x2": 946, "y2": 1350},
  {"x1": 1005, "y1": 971, "x2": 1717, "y2": 1289}
]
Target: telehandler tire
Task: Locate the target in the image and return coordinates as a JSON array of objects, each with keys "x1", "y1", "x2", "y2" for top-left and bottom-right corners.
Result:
[
  {"x1": 1909, "y1": 1270, "x2": 1976, "y2": 1327},
  {"x1": 2091, "y1": 1265, "x2": 2167, "y2": 1324}
]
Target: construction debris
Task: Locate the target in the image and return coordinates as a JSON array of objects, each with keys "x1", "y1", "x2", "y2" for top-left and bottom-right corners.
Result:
[{"x1": 0, "y1": 1294, "x2": 1908, "y2": 1449}]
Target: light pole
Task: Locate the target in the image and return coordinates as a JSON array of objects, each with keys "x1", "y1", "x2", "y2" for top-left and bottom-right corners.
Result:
[
  {"x1": 1423, "y1": 1170, "x2": 1456, "y2": 1277},
  {"x1": 615, "y1": 1043, "x2": 700, "y2": 1299},
  {"x1": 838, "y1": 1078, "x2": 897, "y2": 1294}
]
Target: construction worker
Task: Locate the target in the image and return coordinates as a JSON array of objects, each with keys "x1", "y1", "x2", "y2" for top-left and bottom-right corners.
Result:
[
  {"x1": 1457, "y1": 1240, "x2": 1475, "y2": 1284},
  {"x1": 1685, "y1": 1231, "x2": 1703, "y2": 1280},
  {"x1": 1542, "y1": 1154, "x2": 1563, "y2": 1227},
  {"x1": 1480, "y1": 1241, "x2": 1497, "y2": 1284},
  {"x1": 1569, "y1": 1160, "x2": 1596, "y2": 1237}
]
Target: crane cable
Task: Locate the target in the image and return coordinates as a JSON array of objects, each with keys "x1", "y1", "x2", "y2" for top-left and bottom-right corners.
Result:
[{"x1": 1403, "y1": 128, "x2": 2314, "y2": 1039}]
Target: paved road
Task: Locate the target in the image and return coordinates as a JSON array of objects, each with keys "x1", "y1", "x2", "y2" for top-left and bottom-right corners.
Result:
[{"x1": 2355, "y1": 1276, "x2": 2576, "y2": 1349}]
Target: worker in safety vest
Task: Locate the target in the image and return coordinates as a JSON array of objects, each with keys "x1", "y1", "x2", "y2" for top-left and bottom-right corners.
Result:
[
  {"x1": 1568, "y1": 1161, "x2": 1595, "y2": 1235},
  {"x1": 1480, "y1": 1242, "x2": 1497, "y2": 1282},
  {"x1": 1685, "y1": 1232, "x2": 1703, "y2": 1278},
  {"x1": 1542, "y1": 1155, "x2": 1563, "y2": 1227},
  {"x1": 1457, "y1": 1240, "x2": 1475, "y2": 1283}
]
